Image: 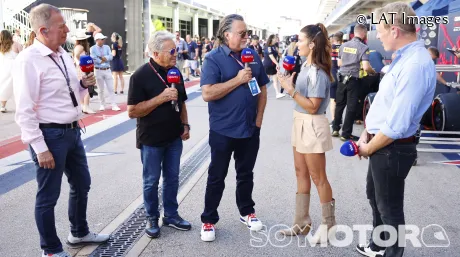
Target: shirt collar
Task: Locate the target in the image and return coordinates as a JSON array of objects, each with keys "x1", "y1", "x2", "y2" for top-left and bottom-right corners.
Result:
[
  {"x1": 149, "y1": 58, "x2": 169, "y2": 72},
  {"x1": 222, "y1": 45, "x2": 242, "y2": 57},
  {"x1": 33, "y1": 38, "x2": 66, "y2": 57}
]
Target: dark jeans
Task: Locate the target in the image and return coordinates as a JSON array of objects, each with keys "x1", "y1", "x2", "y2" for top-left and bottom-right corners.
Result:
[
  {"x1": 141, "y1": 137, "x2": 183, "y2": 219},
  {"x1": 201, "y1": 129, "x2": 260, "y2": 224},
  {"x1": 29, "y1": 128, "x2": 91, "y2": 254},
  {"x1": 366, "y1": 142, "x2": 417, "y2": 257},
  {"x1": 332, "y1": 79, "x2": 360, "y2": 137}
]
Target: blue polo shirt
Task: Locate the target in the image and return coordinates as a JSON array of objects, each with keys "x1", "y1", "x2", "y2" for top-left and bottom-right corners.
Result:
[{"x1": 201, "y1": 45, "x2": 270, "y2": 138}]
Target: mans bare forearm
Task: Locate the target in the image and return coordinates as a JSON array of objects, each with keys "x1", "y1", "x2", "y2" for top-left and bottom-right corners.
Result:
[
  {"x1": 181, "y1": 103, "x2": 188, "y2": 124},
  {"x1": 203, "y1": 77, "x2": 241, "y2": 102},
  {"x1": 256, "y1": 87, "x2": 267, "y2": 126},
  {"x1": 128, "y1": 96, "x2": 163, "y2": 118}
]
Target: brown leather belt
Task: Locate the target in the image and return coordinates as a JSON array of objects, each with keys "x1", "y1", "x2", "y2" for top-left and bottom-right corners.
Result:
[{"x1": 367, "y1": 133, "x2": 416, "y2": 143}]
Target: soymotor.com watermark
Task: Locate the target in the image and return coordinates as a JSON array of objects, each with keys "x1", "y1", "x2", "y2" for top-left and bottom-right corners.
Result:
[{"x1": 250, "y1": 224, "x2": 450, "y2": 248}]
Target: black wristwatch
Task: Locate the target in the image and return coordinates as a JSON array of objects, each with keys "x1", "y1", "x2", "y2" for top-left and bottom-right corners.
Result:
[{"x1": 183, "y1": 123, "x2": 191, "y2": 130}]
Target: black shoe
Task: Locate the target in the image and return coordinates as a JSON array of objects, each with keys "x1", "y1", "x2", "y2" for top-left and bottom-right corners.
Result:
[
  {"x1": 356, "y1": 243, "x2": 385, "y2": 257},
  {"x1": 332, "y1": 131, "x2": 340, "y2": 137},
  {"x1": 340, "y1": 135, "x2": 360, "y2": 141},
  {"x1": 145, "y1": 218, "x2": 160, "y2": 238},
  {"x1": 162, "y1": 215, "x2": 192, "y2": 231},
  {"x1": 120, "y1": 91, "x2": 124, "y2": 94}
]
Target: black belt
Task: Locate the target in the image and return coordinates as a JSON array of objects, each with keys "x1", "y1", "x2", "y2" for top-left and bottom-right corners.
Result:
[
  {"x1": 39, "y1": 121, "x2": 79, "y2": 129},
  {"x1": 367, "y1": 133, "x2": 416, "y2": 143},
  {"x1": 95, "y1": 67, "x2": 110, "y2": 70}
]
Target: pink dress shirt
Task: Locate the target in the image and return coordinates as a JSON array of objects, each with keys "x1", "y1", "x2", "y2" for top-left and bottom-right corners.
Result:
[{"x1": 13, "y1": 39, "x2": 87, "y2": 154}]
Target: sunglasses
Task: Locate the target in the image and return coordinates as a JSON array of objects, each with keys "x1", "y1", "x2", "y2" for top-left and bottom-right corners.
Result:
[
  {"x1": 235, "y1": 29, "x2": 253, "y2": 39},
  {"x1": 164, "y1": 48, "x2": 177, "y2": 55}
]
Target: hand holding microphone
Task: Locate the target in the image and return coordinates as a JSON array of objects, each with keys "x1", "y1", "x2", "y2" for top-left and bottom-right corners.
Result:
[
  {"x1": 79, "y1": 55, "x2": 97, "y2": 97},
  {"x1": 166, "y1": 68, "x2": 180, "y2": 106},
  {"x1": 236, "y1": 48, "x2": 253, "y2": 85}
]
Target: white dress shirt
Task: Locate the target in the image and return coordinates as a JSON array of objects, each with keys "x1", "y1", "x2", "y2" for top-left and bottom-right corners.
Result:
[{"x1": 13, "y1": 39, "x2": 87, "y2": 154}]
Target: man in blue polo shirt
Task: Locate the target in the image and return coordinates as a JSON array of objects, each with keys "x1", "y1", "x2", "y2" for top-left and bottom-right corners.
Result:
[{"x1": 199, "y1": 14, "x2": 269, "y2": 242}]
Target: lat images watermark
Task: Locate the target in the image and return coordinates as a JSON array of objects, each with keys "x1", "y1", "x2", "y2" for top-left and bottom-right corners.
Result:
[
  {"x1": 355, "y1": 12, "x2": 449, "y2": 27},
  {"x1": 249, "y1": 224, "x2": 450, "y2": 248}
]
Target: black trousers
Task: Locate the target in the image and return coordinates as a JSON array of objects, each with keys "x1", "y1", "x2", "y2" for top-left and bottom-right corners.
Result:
[
  {"x1": 201, "y1": 129, "x2": 260, "y2": 224},
  {"x1": 332, "y1": 79, "x2": 360, "y2": 137},
  {"x1": 366, "y1": 142, "x2": 417, "y2": 257}
]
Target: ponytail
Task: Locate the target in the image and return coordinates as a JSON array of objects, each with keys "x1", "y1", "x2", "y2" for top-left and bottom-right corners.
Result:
[{"x1": 300, "y1": 23, "x2": 333, "y2": 82}]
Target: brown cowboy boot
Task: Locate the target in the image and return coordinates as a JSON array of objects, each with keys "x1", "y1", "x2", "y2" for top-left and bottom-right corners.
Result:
[{"x1": 279, "y1": 193, "x2": 312, "y2": 236}]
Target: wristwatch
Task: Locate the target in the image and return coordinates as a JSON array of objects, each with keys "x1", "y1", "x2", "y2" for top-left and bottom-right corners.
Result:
[{"x1": 183, "y1": 123, "x2": 191, "y2": 130}]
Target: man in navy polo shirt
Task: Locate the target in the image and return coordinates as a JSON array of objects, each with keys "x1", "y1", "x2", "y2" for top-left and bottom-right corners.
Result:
[{"x1": 199, "y1": 14, "x2": 269, "y2": 242}]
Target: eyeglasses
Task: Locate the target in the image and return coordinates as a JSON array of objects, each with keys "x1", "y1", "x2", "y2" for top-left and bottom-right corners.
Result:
[
  {"x1": 235, "y1": 29, "x2": 253, "y2": 39},
  {"x1": 163, "y1": 48, "x2": 177, "y2": 55}
]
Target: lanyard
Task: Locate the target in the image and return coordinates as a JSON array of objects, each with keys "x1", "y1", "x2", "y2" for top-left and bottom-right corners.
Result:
[
  {"x1": 48, "y1": 55, "x2": 72, "y2": 92},
  {"x1": 229, "y1": 53, "x2": 244, "y2": 68},
  {"x1": 148, "y1": 61, "x2": 169, "y2": 88}
]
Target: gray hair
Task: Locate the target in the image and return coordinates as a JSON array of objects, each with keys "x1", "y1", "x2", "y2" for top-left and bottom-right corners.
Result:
[
  {"x1": 148, "y1": 31, "x2": 175, "y2": 54},
  {"x1": 375, "y1": 2, "x2": 416, "y2": 34},
  {"x1": 216, "y1": 14, "x2": 244, "y2": 45},
  {"x1": 29, "y1": 4, "x2": 61, "y2": 33}
]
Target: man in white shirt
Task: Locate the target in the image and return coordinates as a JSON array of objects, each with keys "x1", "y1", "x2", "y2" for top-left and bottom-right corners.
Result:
[{"x1": 13, "y1": 4, "x2": 110, "y2": 257}]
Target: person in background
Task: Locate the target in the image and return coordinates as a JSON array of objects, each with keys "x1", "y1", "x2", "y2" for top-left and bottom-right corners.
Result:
[
  {"x1": 366, "y1": 49, "x2": 385, "y2": 92},
  {"x1": 24, "y1": 31, "x2": 36, "y2": 48},
  {"x1": 13, "y1": 5, "x2": 110, "y2": 256},
  {"x1": 90, "y1": 33, "x2": 121, "y2": 111},
  {"x1": 202, "y1": 37, "x2": 213, "y2": 57},
  {"x1": 277, "y1": 23, "x2": 336, "y2": 245},
  {"x1": 356, "y1": 3, "x2": 436, "y2": 257},
  {"x1": 427, "y1": 47, "x2": 449, "y2": 91},
  {"x1": 184, "y1": 34, "x2": 200, "y2": 81},
  {"x1": 174, "y1": 31, "x2": 188, "y2": 75},
  {"x1": 248, "y1": 35, "x2": 263, "y2": 59},
  {"x1": 0, "y1": 30, "x2": 22, "y2": 113},
  {"x1": 127, "y1": 30, "x2": 191, "y2": 239},
  {"x1": 85, "y1": 22, "x2": 101, "y2": 47},
  {"x1": 73, "y1": 31, "x2": 95, "y2": 114},
  {"x1": 13, "y1": 28, "x2": 24, "y2": 47},
  {"x1": 111, "y1": 32, "x2": 125, "y2": 94},
  {"x1": 264, "y1": 34, "x2": 285, "y2": 98},
  {"x1": 199, "y1": 14, "x2": 269, "y2": 242},
  {"x1": 329, "y1": 32, "x2": 343, "y2": 124},
  {"x1": 196, "y1": 36, "x2": 203, "y2": 66}
]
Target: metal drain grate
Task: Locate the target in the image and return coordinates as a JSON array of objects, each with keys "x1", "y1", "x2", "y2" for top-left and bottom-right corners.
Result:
[{"x1": 89, "y1": 141, "x2": 210, "y2": 257}]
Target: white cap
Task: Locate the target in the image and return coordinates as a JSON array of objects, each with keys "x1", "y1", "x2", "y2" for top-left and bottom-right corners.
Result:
[{"x1": 94, "y1": 33, "x2": 107, "y2": 41}]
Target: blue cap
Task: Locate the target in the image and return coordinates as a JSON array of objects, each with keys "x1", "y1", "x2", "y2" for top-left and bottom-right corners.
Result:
[{"x1": 290, "y1": 34, "x2": 298, "y2": 42}]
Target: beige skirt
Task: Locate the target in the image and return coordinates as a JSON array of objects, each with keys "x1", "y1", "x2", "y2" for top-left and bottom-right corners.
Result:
[{"x1": 291, "y1": 110, "x2": 333, "y2": 154}]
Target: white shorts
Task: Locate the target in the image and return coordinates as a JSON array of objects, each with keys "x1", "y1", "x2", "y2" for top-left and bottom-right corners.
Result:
[{"x1": 184, "y1": 60, "x2": 198, "y2": 70}]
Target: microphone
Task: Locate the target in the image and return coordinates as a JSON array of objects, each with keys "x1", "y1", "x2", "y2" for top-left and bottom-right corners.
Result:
[
  {"x1": 167, "y1": 68, "x2": 181, "y2": 106},
  {"x1": 340, "y1": 140, "x2": 359, "y2": 157},
  {"x1": 283, "y1": 55, "x2": 296, "y2": 76},
  {"x1": 79, "y1": 55, "x2": 96, "y2": 97},
  {"x1": 241, "y1": 48, "x2": 254, "y2": 69}
]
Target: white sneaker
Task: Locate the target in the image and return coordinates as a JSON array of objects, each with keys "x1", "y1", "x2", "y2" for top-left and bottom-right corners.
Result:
[
  {"x1": 356, "y1": 242, "x2": 385, "y2": 257},
  {"x1": 240, "y1": 213, "x2": 263, "y2": 231},
  {"x1": 276, "y1": 93, "x2": 286, "y2": 99},
  {"x1": 111, "y1": 104, "x2": 121, "y2": 111},
  {"x1": 42, "y1": 251, "x2": 71, "y2": 257},
  {"x1": 66, "y1": 231, "x2": 110, "y2": 247},
  {"x1": 99, "y1": 105, "x2": 105, "y2": 111},
  {"x1": 0, "y1": 107, "x2": 6, "y2": 113},
  {"x1": 86, "y1": 107, "x2": 96, "y2": 114},
  {"x1": 200, "y1": 223, "x2": 216, "y2": 242}
]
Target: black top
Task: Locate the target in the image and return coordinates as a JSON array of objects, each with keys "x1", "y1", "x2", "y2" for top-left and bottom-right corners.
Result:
[
  {"x1": 248, "y1": 44, "x2": 263, "y2": 57},
  {"x1": 112, "y1": 42, "x2": 122, "y2": 59},
  {"x1": 128, "y1": 59, "x2": 188, "y2": 148},
  {"x1": 86, "y1": 32, "x2": 96, "y2": 47}
]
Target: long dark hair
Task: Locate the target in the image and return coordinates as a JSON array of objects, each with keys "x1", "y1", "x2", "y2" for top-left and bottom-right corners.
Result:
[
  {"x1": 0, "y1": 30, "x2": 13, "y2": 54},
  {"x1": 300, "y1": 23, "x2": 333, "y2": 82},
  {"x1": 76, "y1": 39, "x2": 89, "y2": 54},
  {"x1": 267, "y1": 34, "x2": 275, "y2": 46}
]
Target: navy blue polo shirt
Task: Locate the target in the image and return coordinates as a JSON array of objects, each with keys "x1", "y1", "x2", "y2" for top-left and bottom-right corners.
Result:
[{"x1": 201, "y1": 45, "x2": 270, "y2": 138}]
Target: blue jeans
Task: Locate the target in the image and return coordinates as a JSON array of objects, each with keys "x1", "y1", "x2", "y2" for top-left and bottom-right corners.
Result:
[
  {"x1": 141, "y1": 137, "x2": 183, "y2": 219},
  {"x1": 29, "y1": 128, "x2": 91, "y2": 254}
]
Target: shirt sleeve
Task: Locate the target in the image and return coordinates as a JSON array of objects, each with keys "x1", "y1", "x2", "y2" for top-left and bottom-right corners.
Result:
[
  {"x1": 200, "y1": 56, "x2": 221, "y2": 86},
  {"x1": 338, "y1": 45, "x2": 344, "y2": 59},
  {"x1": 13, "y1": 57, "x2": 48, "y2": 154},
  {"x1": 380, "y1": 63, "x2": 432, "y2": 139},
  {"x1": 105, "y1": 45, "x2": 113, "y2": 61},
  {"x1": 307, "y1": 70, "x2": 329, "y2": 98},
  {"x1": 361, "y1": 45, "x2": 370, "y2": 61},
  {"x1": 127, "y1": 74, "x2": 145, "y2": 105},
  {"x1": 90, "y1": 46, "x2": 101, "y2": 64}
]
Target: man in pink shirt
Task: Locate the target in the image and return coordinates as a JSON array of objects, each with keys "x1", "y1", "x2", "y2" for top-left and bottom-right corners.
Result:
[{"x1": 13, "y1": 4, "x2": 110, "y2": 257}]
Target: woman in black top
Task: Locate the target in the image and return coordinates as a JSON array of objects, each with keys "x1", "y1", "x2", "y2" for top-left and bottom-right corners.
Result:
[
  {"x1": 263, "y1": 35, "x2": 285, "y2": 99},
  {"x1": 111, "y1": 32, "x2": 125, "y2": 94}
]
